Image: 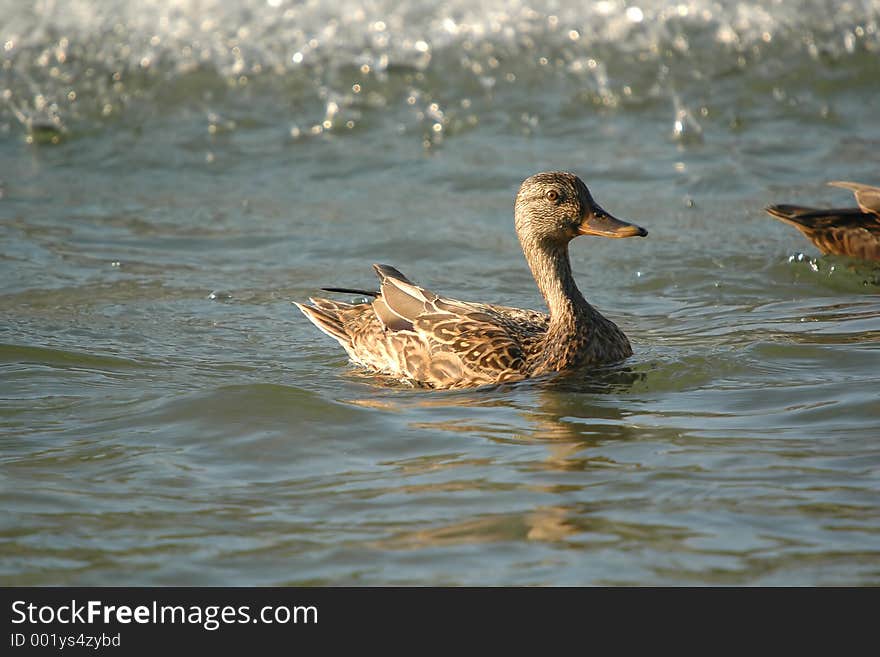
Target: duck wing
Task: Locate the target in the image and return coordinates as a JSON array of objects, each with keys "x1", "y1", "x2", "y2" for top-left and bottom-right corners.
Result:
[
  {"x1": 371, "y1": 264, "x2": 530, "y2": 382},
  {"x1": 828, "y1": 181, "x2": 880, "y2": 216}
]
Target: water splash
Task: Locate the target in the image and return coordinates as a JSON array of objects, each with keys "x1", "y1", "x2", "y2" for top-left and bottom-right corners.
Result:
[{"x1": 2, "y1": 0, "x2": 878, "y2": 141}]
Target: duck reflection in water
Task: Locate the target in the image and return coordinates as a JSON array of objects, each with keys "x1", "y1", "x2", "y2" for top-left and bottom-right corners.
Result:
[{"x1": 367, "y1": 365, "x2": 667, "y2": 551}]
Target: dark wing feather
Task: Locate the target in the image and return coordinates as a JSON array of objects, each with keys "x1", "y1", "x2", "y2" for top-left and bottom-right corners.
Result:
[
  {"x1": 765, "y1": 205, "x2": 873, "y2": 229},
  {"x1": 372, "y1": 263, "x2": 415, "y2": 285},
  {"x1": 321, "y1": 287, "x2": 378, "y2": 297}
]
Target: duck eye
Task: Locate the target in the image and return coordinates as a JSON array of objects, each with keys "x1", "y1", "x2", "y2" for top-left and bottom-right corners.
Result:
[{"x1": 546, "y1": 189, "x2": 559, "y2": 202}]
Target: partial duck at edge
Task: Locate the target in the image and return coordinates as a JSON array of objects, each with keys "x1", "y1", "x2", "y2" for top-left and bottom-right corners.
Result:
[{"x1": 765, "y1": 181, "x2": 880, "y2": 261}]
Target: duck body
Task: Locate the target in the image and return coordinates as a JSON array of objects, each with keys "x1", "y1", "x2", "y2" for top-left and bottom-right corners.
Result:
[
  {"x1": 766, "y1": 181, "x2": 880, "y2": 261},
  {"x1": 296, "y1": 172, "x2": 647, "y2": 389}
]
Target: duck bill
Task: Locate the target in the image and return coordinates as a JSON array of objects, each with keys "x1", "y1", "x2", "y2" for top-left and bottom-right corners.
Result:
[{"x1": 576, "y1": 206, "x2": 648, "y2": 238}]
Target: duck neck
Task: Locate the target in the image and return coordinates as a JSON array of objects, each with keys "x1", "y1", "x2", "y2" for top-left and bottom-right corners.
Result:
[{"x1": 521, "y1": 236, "x2": 594, "y2": 333}]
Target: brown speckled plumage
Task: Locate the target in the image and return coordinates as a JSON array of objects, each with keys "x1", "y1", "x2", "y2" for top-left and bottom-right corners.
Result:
[
  {"x1": 765, "y1": 181, "x2": 880, "y2": 261},
  {"x1": 296, "y1": 172, "x2": 648, "y2": 389}
]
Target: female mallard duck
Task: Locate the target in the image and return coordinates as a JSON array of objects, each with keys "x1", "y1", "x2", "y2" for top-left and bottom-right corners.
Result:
[
  {"x1": 765, "y1": 181, "x2": 880, "y2": 261},
  {"x1": 296, "y1": 171, "x2": 648, "y2": 389}
]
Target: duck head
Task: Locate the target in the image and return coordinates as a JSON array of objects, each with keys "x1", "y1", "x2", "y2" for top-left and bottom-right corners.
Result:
[{"x1": 514, "y1": 171, "x2": 647, "y2": 244}]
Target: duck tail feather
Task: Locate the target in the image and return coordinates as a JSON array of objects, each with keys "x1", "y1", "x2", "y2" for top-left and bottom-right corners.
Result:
[{"x1": 294, "y1": 301, "x2": 350, "y2": 344}]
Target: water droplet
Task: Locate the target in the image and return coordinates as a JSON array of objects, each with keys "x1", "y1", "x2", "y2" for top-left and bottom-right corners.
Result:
[
  {"x1": 626, "y1": 6, "x2": 645, "y2": 23},
  {"x1": 671, "y1": 97, "x2": 703, "y2": 142}
]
